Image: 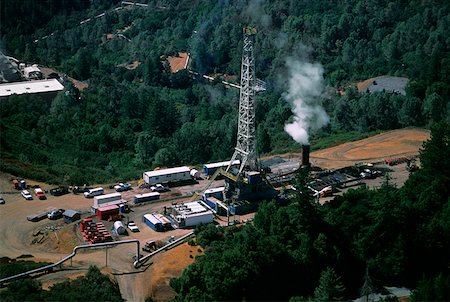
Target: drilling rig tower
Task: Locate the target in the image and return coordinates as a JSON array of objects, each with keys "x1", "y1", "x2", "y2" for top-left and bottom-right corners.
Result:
[{"x1": 227, "y1": 27, "x2": 258, "y2": 175}]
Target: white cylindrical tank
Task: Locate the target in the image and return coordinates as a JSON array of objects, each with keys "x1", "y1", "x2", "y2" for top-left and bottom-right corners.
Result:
[
  {"x1": 113, "y1": 221, "x2": 126, "y2": 235},
  {"x1": 190, "y1": 169, "x2": 200, "y2": 179}
]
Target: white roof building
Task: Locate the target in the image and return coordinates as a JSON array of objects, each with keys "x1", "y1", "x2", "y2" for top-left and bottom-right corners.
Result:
[
  {"x1": 144, "y1": 166, "x2": 190, "y2": 178},
  {"x1": 0, "y1": 79, "x2": 64, "y2": 97}
]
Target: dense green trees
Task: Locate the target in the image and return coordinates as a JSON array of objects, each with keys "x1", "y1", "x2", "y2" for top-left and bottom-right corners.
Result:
[
  {"x1": 0, "y1": 265, "x2": 123, "y2": 302},
  {"x1": 1, "y1": 0, "x2": 449, "y2": 184},
  {"x1": 172, "y1": 122, "x2": 449, "y2": 301}
]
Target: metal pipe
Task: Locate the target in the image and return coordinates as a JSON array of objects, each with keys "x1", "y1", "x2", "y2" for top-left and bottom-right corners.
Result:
[
  {"x1": 0, "y1": 239, "x2": 140, "y2": 284},
  {"x1": 133, "y1": 231, "x2": 194, "y2": 268}
]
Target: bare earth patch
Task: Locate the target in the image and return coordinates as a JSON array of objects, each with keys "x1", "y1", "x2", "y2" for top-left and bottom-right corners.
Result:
[
  {"x1": 311, "y1": 128, "x2": 430, "y2": 169},
  {"x1": 147, "y1": 243, "x2": 203, "y2": 301}
]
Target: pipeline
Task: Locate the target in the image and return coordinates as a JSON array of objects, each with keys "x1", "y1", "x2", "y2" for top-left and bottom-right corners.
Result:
[
  {"x1": 0, "y1": 239, "x2": 140, "y2": 284},
  {"x1": 133, "y1": 231, "x2": 194, "y2": 268},
  {"x1": 1, "y1": 232, "x2": 195, "y2": 284}
]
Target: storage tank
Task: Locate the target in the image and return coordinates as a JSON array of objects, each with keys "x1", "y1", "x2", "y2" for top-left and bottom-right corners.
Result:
[
  {"x1": 113, "y1": 221, "x2": 126, "y2": 235},
  {"x1": 119, "y1": 204, "x2": 126, "y2": 214},
  {"x1": 190, "y1": 169, "x2": 201, "y2": 180}
]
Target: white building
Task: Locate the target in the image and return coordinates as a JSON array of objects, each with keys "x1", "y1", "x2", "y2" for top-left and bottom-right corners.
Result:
[
  {"x1": 0, "y1": 79, "x2": 64, "y2": 98},
  {"x1": 143, "y1": 166, "x2": 191, "y2": 185},
  {"x1": 93, "y1": 192, "x2": 124, "y2": 208},
  {"x1": 168, "y1": 201, "x2": 214, "y2": 228}
]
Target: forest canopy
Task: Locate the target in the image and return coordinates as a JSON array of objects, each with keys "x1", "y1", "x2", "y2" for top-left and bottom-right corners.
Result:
[
  {"x1": 171, "y1": 121, "x2": 450, "y2": 301},
  {"x1": 0, "y1": 0, "x2": 449, "y2": 184}
]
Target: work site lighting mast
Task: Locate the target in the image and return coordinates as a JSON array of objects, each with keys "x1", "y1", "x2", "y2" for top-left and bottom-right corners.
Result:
[{"x1": 227, "y1": 27, "x2": 258, "y2": 175}]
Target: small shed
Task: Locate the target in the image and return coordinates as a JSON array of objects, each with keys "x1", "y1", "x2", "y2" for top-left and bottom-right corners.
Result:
[
  {"x1": 63, "y1": 210, "x2": 81, "y2": 223},
  {"x1": 97, "y1": 204, "x2": 119, "y2": 220}
]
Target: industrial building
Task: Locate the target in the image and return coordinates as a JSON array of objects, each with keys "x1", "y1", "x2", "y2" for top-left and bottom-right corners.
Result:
[
  {"x1": 202, "y1": 195, "x2": 228, "y2": 216},
  {"x1": 91, "y1": 193, "x2": 126, "y2": 220},
  {"x1": 96, "y1": 204, "x2": 120, "y2": 220},
  {"x1": 167, "y1": 201, "x2": 214, "y2": 228},
  {"x1": 203, "y1": 186, "x2": 225, "y2": 200},
  {"x1": 0, "y1": 78, "x2": 64, "y2": 98},
  {"x1": 143, "y1": 166, "x2": 191, "y2": 185},
  {"x1": 23, "y1": 65, "x2": 43, "y2": 80}
]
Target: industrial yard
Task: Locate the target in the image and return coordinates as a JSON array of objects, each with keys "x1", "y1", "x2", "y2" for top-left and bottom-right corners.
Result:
[{"x1": 0, "y1": 127, "x2": 430, "y2": 301}]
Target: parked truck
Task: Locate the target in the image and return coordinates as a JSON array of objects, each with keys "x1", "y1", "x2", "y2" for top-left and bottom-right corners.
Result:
[{"x1": 50, "y1": 186, "x2": 69, "y2": 196}]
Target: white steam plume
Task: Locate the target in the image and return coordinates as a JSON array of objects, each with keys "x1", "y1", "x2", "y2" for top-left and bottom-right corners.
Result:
[{"x1": 283, "y1": 58, "x2": 329, "y2": 144}]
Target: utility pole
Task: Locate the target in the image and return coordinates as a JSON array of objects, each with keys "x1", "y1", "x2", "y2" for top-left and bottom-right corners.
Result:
[{"x1": 227, "y1": 27, "x2": 258, "y2": 176}]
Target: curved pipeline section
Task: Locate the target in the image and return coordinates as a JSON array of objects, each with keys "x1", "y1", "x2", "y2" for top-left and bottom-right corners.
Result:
[
  {"x1": 133, "y1": 231, "x2": 194, "y2": 268},
  {"x1": 1, "y1": 232, "x2": 196, "y2": 284},
  {"x1": 0, "y1": 239, "x2": 140, "y2": 284}
]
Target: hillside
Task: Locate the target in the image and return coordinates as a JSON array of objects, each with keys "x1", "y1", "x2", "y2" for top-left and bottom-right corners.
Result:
[{"x1": 0, "y1": 0, "x2": 449, "y2": 184}]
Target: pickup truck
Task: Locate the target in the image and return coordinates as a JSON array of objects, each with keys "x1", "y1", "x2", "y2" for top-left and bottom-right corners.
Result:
[
  {"x1": 150, "y1": 184, "x2": 168, "y2": 192},
  {"x1": 50, "y1": 186, "x2": 69, "y2": 196},
  {"x1": 34, "y1": 188, "x2": 46, "y2": 200},
  {"x1": 127, "y1": 221, "x2": 139, "y2": 232},
  {"x1": 114, "y1": 183, "x2": 132, "y2": 192},
  {"x1": 47, "y1": 209, "x2": 65, "y2": 220}
]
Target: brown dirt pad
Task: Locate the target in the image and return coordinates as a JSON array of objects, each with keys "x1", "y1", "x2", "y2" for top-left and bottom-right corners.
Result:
[
  {"x1": 147, "y1": 243, "x2": 203, "y2": 302},
  {"x1": 310, "y1": 128, "x2": 430, "y2": 169}
]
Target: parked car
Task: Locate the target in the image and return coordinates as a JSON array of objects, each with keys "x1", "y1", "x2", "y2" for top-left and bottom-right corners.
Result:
[
  {"x1": 21, "y1": 190, "x2": 33, "y2": 200},
  {"x1": 48, "y1": 209, "x2": 65, "y2": 220},
  {"x1": 34, "y1": 188, "x2": 46, "y2": 200},
  {"x1": 114, "y1": 183, "x2": 132, "y2": 192},
  {"x1": 0, "y1": 195, "x2": 5, "y2": 204},
  {"x1": 150, "y1": 184, "x2": 168, "y2": 192},
  {"x1": 127, "y1": 221, "x2": 139, "y2": 232}
]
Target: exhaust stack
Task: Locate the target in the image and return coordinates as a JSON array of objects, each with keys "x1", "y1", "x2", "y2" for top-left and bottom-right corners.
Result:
[{"x1": 301, "y1": 144, "x2": 310, "y2": 168}]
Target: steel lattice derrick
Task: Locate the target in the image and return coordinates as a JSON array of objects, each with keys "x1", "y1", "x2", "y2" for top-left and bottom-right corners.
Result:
[{"x1": 227, "y1": 27, "x2": 258, "y2": 175}]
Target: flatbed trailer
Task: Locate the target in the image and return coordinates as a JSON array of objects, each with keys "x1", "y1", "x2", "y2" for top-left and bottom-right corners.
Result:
[{"x1": 27, "y1": 207, "x2": 58, "y2": 222}]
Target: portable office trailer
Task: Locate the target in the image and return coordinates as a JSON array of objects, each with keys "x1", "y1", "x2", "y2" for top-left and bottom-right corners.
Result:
[
  {"x1": 203, "y1": 160, "x2": 240, "y2": 176},
  {"x1": 143, "y1": 213, "x2": 163, "y2": 231},
  {"x1": 93, "y1": 192, "x2": 122, "y2": 208},
  {"x1": 133, "y1": 192, "x2": 160, "y2": 204},
  {"x1": 143, "y1": 166, "x2": 191, "y2": 185}
]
